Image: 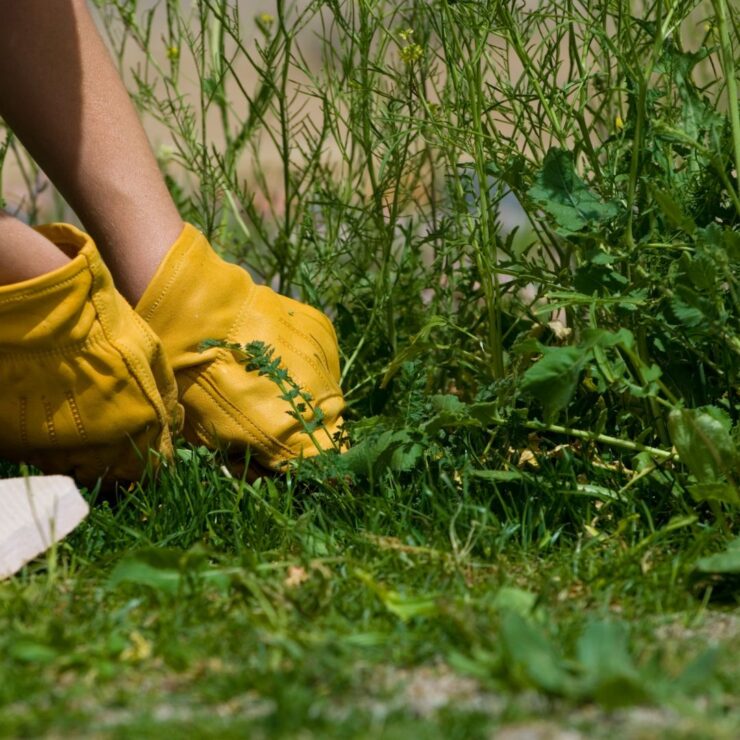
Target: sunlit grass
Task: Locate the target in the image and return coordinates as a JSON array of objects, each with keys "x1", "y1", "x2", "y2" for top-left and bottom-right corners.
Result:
[{"x1": 1, "y1": 0, "x2": 738, "y2": 735}]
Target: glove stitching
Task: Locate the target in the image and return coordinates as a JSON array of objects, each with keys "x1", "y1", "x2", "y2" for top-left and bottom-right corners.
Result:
[
  {"x1": 274, "y1": 331, "x2": 334, "y2": 397},
  {"x1": 288, "y1": 304, "x2": 337, "y2": 344},
  {"x1": 191, "y1": 417, "x2": 293, "y2": 466},
  {"x1": 191, "y1": 419, "x2": 218, "y2": 449},
  {"x1": 191, "y1": 367, "x2": 295, "y2": 458},
  {"x1": 0, "y1": 329, "x2": 109, "y2": 360},
  {"x1": 42, "y1": 397, "x2": 58, "y2": 445},
  {"x1": 194, "y1": 366, "x2": 285, "y2": 453},
  {"x1": 224, "y1": 289, "x2": 256, "y2": 344},
  {"x1": 129, "y1": 310, "x2": 157, "y2": 354},
  {"x1": 18, "y1": 397, "x2": 28, "y2": 449},
  {"x1": 0, "y1": 266, "x2": 88, "y2": 306},
  {"x1": 277, "y1": 315, "x2": 335, "y2": 378},
  {"x1": 64, "y1": 391, "x2": 108, "y2": 477},
  {"x1": 138, "y1": 233, "x2": 197, "y2": 322},
  {"x1": 65, "y1": 391, "x2": 89, "y2": 442},
  {"x1": 83, "y1": 250, "x2": 169, "y2": 445}
]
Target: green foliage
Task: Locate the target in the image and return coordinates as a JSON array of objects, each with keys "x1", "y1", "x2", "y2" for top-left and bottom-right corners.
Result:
[
  {"x1": 527, "y1": 149, "x2": 619, "y2": 234},
  {"x1": 668, "y1": 406, "x2": 740, "y2": 505},
  {"x1": 695, "y1": 535, "x2": 740, "y2": 574},
  {"x1": 1, "y1": 0, "x2": 739, "y2": 733}
]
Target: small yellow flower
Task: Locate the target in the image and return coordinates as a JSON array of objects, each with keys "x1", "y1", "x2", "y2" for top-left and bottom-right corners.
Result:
[
  {"x1": 166, "y1": 45, "x2": 179, "y2": 61},
  {"x1": 400, "y1": 43, "x2": 423, "y2": 65},
  {"x1": 615, "y1": 114, "x2": 624, "y2": 131},
  {"x1": 399, "y1": 28, "x2": 414, "y2": 42},
  {"x1": 121, "y1": 631, "x2": 153, "y2": 663},
  {"x1": 258, "y1": 12, "x2": 275, "y2": 26}
]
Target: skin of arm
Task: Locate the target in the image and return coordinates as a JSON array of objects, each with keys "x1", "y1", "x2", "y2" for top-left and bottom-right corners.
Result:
[{"x1": 0, "y1": 0, "x2": 183, "y2": 302}]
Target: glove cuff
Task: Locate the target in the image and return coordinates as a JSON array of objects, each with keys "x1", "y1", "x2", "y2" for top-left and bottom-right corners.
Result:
[
  {"x1": 0, "y1": 224, "x2": 101, "y2": 352},
  {"x1": 135, "y1": 223, "x2": 257, "y2": 370}
]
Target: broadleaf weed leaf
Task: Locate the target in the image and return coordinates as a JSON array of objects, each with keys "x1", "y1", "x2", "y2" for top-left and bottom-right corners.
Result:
[
  {"x1": 668, "y1": 407, "x2": 740, "y2": 495},
  {"x1": 500, "y1": 612, "x2": 575, "y2": 696},
  {"x1": 521, "y1": 346, "x2": 588, "y2": 421},
  {"x1": 527, "y1": 148, "x2": 619, "y2": 232},
  {"x1": 694, "y1": 536, "x2": 740, "y2": 574}
]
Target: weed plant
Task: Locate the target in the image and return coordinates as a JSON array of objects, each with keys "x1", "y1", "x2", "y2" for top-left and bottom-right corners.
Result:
[{"x1": 0, "y1": 0, "x2": 739, "y2": 735}]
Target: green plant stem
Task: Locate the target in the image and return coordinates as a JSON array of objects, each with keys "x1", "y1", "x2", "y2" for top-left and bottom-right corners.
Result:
[
  {"x1": 712, "y1": 0, "x2": 740, "y2": 206},
  {"x1": 523, "y1": 420, "x2": 672, "y2": 460},
  {"x1": 496, "y1": 1, "x2": 566, "y2": 147},
  {"x1": 623, "y1": 0, "x2": 682, "y2": 249},
  {"x1": 487, "y1": 415, "x2": 673, "y2": 461},
  {"x1": 230, "y1": 342, "x2": 338, "y2": 455},
  {"x1": 652, "y1": 123, "x2": 740, "y2": 214},
  {"x1": 440, "y1": 4, "x2": 504, "y2": 378},
  {"x1": 470, "y1": 44, "x2": 504, "y2": 379}
]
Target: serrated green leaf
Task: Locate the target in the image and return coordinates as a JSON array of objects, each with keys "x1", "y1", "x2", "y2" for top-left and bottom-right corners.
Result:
[
  {"x1": 688, "y1": 482, "x2": 740, "y2": 505},
  {"x1": 108, "y1": 559, "x2": 183, "y2": 594},
  {"x1": 580, "y1": 327, "x2": 635, "y2": 351},
  {"x1": 423, "y1": 394, "x2": 480, "y2": 434},
  {"x1": 651, "y1": 186, "x2": 697, "y2": 234},
  {"x1": 354, "y1": 569, "x2": 439, "y2": 622},
  {"x1": 107, "y1": 548, "x2": 229, "y2": 594},
  {"x1": 492, "y1": 586, "x2": 538, "y2": 616},
  {"x1": 681, "y1": 252, "x2": 717, "y2": 291},
  {"x1": 668, "y1": 293, "x2": 705, "y2": 327},
  {"x1": 389, "y1": 440, "x2": 424, "y2": 472},
  {"x1": 339, "y1": 430, "x2": 424, "y2": 476}
]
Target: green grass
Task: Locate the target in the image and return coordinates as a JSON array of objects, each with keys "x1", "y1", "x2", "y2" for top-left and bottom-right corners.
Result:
[
  {"x1": 0, "y1": 457, "x2": 737, "y2": 737},
  {"x1": 1, "y1": 0, "x2": 739, "y2": 735}
]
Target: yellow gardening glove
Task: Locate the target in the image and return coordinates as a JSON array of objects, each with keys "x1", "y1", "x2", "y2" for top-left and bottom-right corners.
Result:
[
  {"x1": 135, "y1": 223, "x2": 345, "y2": 470},
  {"x1": 0, "y1": 223, "x2": 182, "y2": 485}
]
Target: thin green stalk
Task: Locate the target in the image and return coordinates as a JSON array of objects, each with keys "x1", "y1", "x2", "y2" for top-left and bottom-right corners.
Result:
[
  {"x1": 470, "y1": 47, "x2": 504, "y2": 379},
  {"x1": 712, "y1": 0, "x2": 740, "y2": 207},
  {"x1": 522, "y1": 419, "x2": 673, "y2": 460},
  {"x1": 440, "y1": 3, "x2": 504, "y2": 378},
  {"x1": 495, "y1": 1, "x2": 567, "y2": 147},
  {"x1": 277, "y1": 0, "x2": 295, "y2": 291},
  {"x1": 486, "y1": 415, "x2": 673, "y2": 461}
]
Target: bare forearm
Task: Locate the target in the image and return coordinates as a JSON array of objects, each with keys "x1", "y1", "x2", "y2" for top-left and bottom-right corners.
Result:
[{"x1": 0, "y1": 0, "x2": 182, "y2": 301}]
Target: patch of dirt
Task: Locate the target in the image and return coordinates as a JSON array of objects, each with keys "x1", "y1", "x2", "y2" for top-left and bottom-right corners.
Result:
[
  {"x1": 654, "y1": 611, "x2": 739, "y2": 644},
  {"x1": 494, "y1": 722, "x2": 583, "y2": 740},
  {"x1": 359, "y1": 662, "x2": 505, "y2": 720},
  {"x1": 398, "y1": 665, "x2": 498, "y2": 717}
]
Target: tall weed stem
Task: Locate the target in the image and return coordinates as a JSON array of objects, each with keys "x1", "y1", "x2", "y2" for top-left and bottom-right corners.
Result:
[{"x1": 712, "y1": 0, "x2": 740, "y2": 210}]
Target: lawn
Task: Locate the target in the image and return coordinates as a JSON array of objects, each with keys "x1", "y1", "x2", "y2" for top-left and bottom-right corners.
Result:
[{"x1": 1, "y1": 0, "x2": 739, "y2": 736}]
